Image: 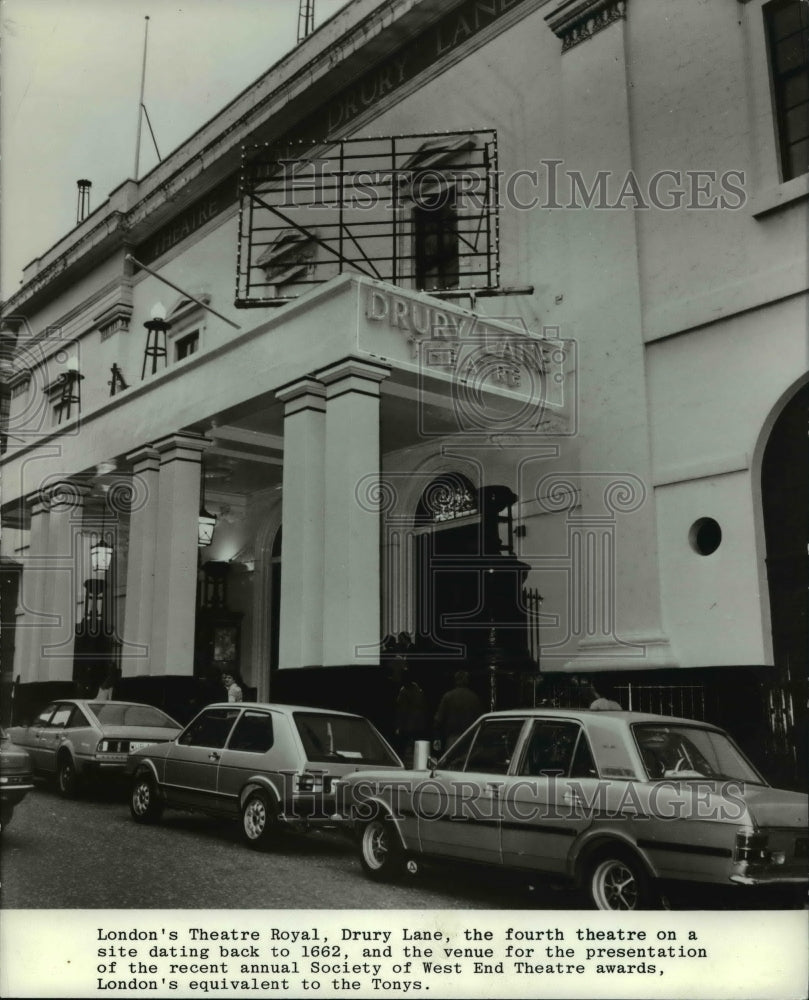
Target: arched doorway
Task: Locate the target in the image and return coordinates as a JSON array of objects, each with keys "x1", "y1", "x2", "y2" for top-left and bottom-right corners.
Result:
[
  {"x1": 412, "y1": 475, "x2": 533, "y2": 712},
  {"x1": 761, "y1": 381, "x2": 808, "y2": 789},
  {"x1": 413, "y1": 473, "x2": 482, "y2": 656}
]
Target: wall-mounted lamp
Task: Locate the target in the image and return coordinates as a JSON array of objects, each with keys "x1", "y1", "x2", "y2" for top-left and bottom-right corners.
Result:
[{"x1": 142, "y1": 301, "x2": 170, "y2": 379}]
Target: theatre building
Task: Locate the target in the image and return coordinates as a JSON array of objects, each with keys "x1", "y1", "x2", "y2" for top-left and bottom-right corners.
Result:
[{"x1": 1, "y1": 0, "x2": 806, "y2": 785}]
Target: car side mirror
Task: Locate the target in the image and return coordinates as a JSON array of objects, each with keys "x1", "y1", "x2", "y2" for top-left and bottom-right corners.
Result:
[{"x1": 427, "y1": 756, "x2": 437, "y2": 770}]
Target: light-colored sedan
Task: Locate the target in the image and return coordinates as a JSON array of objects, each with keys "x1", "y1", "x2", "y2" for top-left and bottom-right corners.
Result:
[
  {"x1": 127, "y1": 702, "x2": 403, "y2": 847},
  {"x1": 336, "y1": 708, "x2": 808, "y2": 910},
  {"x1": 0, "y1": 726, "x2": 34, "y2": 832},
  {"x1": 9, "y1": 699, "x2": 182, "y2": 797}
]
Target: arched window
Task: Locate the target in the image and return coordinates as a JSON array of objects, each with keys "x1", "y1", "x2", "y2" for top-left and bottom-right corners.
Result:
[{"x1": 415, "y1": 473, "x2": 478, "y2": 525}]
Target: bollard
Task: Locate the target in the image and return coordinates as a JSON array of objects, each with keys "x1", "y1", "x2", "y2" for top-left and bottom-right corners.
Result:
[{"x1": 413, "y1": 740, "x2": 431, "y2": 770}]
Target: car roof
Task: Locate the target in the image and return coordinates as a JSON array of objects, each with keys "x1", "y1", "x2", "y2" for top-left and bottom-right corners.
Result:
[
  {"x1": 481, "y1": 708, "x2": 720, "y2": 728},
  {"x1": 48, "y1": 699, "x2": 168, "y2": 709},
  {"x1": 200, "y1": 702, "x2": 368, "y2": 719}
]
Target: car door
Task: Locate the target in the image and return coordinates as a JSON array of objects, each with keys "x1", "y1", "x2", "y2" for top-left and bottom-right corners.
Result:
[
  {"x1": 19, "y1": 704, "x2": 57, "y2": 771},
  {"x1": 162, "y1": 707, "x2": 241, "y2": 810},
  {"x1": 417, "y1": 717, "x2": 526, "y2": 865},
  {"x1": 216, "y1": 710, "x2": 277, "y2": 816},
  {"x1": 36, "y1": 703, "x2": 80, "y2": 774},
  {"x1": 501, "y1": 718, "x2": 598, "y2": 875}
]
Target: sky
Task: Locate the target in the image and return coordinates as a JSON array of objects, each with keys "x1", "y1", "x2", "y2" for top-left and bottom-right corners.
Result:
[{"x1": 0, "y1": 0, "x2": 351, "y2": 299}]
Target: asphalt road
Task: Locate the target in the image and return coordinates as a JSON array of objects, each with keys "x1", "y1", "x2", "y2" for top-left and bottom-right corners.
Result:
[
  {"x1": 0, "y1": 779, "x2": 581, "y2": 910},
  {"x1": 2, "y1": 780, "x2": 804, "y2": 911}
]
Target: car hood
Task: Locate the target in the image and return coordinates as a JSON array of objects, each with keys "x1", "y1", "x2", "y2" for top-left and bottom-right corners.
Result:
[
  {"x1": 0, "y1": 740, "x2": 33, "y2": 773},
  {"x1": 740, "y1": 785, "x2": 808, "y2": 829},
  {"x1": 101, "y1": 726, "x2": 180, "y2": 741}
]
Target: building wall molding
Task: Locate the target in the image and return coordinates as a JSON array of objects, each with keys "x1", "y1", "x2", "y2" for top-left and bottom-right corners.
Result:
[{"x1": 545, "y1": 0, "x2": 627, "y2": 52}]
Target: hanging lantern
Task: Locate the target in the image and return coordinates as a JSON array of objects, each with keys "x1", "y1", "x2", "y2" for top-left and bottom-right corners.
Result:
[
  {"x1": 91, "y1": 531, "x2": 113, "y2": 573},
  {"x1": 198, "y1": 463, "x2": 217, "y2": 547},
  {"x1": 197, "y1": 506, "x2": 217, "y2": 547},
  {"x1": 91, "y1": 489, "x2": 113, "y2": 572}
]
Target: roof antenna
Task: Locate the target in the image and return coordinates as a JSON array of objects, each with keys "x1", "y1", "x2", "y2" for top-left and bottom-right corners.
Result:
[{"x1": 298, "y1": 0, "x2": 315, "y2": 43}]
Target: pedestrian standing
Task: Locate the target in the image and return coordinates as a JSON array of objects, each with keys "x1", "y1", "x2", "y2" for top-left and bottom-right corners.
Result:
[
  {"x1": 222, "y1": 671, "x2": 243, "y2": 703},
  {"x1": 433, "y1": 670, "x2": 482, "y2": 753},
  {"x1": 394, "y1": 666, "x2": 428, "y2": 766}
]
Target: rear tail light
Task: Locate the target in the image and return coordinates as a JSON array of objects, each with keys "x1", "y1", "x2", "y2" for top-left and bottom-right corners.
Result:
[
  {"x1": 97, "y1": 739, "x2": 128, "y2": 753},
  {"x1": 735, "y1": 829, "x2": 770, "y2": 864},
  {"x1": 298, "y1": 771, "x2": 332, "y2": 792}
]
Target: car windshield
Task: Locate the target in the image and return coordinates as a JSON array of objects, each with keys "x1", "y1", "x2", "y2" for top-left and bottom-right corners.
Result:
[
  {"x1": 633, "y1": 723, "x2": 766, "y2": 784},
  {"x1": 294, "y1": 713, "x2": 400, "y2": 766},
  {"x1": 86, "y1": 703, "x2": 180, "y2": 729}
]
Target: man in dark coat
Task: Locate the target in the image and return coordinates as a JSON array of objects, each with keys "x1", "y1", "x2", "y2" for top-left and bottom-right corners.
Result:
[{"x1": 434, "y1": 670, "x2": 482, "y2": 752}]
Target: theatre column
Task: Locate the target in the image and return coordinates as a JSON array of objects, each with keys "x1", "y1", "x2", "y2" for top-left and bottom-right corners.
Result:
[
  {"x1": 121, "y1": 448, "x2": 160, "y2": 677},
  {"x1": 16, "y1": 490, "x2": 55, "y2": 684},
  {"x1": 277, "y1": 378, "x2": 326, "y2": 669},
  {"x1": 319, "y1": 358, "x2": 389, "y2": 666},
  {"x1": 38, "y1": 481, "x2": 90, "y2": 682},
  {"x1": 149, "y1": 433, "x2": 209, "y2": 676}
]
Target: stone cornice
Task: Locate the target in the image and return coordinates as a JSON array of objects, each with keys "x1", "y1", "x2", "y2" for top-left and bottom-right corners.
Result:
[{"x1": 545, "y1": 0, "x2": 627, "y2": 52}]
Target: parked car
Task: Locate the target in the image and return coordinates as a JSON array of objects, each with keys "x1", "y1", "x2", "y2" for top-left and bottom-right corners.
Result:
[
  {"x1": 335, "y1": 708, "x2": 809, "y2": 910},
  {"x1": 127, "y1": 702, "x2": 403, "y2": 847},
  {"x1": 9, "y1": 699, "x2": 182, "y2": 797},
  {"x1": 0, "y1": 726, "x2": 35, "y2": 832}
]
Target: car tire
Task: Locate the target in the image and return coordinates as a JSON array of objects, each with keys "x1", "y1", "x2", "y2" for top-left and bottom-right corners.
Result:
[
  {"x1": 586, "y1": 848, "x2": 657, "y2": 911},
  {"x1": 241, "y1": 790, "x2": 278, "y2": 849},
  {"x1": 56, "y1": 754, "x2": 81, "y2": 798},
  {"x1": 358, "y1": 818, "x2": 405, "y2": 881},
  {"x1": 130, "y1": 773, "x2": 164, "y2": 824}
]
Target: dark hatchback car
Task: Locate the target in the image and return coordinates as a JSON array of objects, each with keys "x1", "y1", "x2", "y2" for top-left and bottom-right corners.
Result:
[
  {"x1": 0, "y1": 725, "x2": 35, "y2": 832},
  {"x1": 127, "y1": 702, "x2": 403, "y2": 847}
]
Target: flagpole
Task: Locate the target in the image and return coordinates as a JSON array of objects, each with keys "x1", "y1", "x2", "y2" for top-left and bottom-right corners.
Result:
[{"x1": 134, "y1": 15, "x2": 150, "y2": 180}]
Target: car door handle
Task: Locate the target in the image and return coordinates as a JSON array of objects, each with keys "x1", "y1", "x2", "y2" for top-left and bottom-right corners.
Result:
[
  {"x1": 485, "y1": 783, "x2": 501, "y2": 796},
  {"x1": 562, "y1": 792, "x2": 582, "y2": 805},
  {"x1": 208, "y1": 751, "x2": 221, "y2": 762}
]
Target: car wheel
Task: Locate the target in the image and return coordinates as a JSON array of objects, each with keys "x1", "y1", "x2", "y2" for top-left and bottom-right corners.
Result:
[
  {"x1": 359, "y1": 818, "x2": 405, "y2": 881},
  {"x1": 241, "y1": 790, "x2": 278, "y2": 849},
  {"x1": 130, "y1": 773, "x2": 164, "y2": 824},
  {"x1": 57, "y1": 754, "x2": 81, "y2": 798},
  {"x1": 587, "y1": 849, "x2": 656, "y2": 911},
  {"x1": 0, "y1": 803, "x2": 13, "y2": 833}
]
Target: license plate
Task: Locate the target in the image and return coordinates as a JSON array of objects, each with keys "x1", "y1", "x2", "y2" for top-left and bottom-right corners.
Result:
[
  {"x1": 129, "y1": 741, "x2": 153, "y2": 753},
  {"x1": 795, "y1": 837, "x2": 808, "y2": 859}
]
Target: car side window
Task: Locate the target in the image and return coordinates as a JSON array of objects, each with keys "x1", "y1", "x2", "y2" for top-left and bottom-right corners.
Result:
[
  {"x1": 33, "y1": 704, "x2": 56, "y2": 727},
  {"x1": 464, "y1": 719, "x2": 525, "y2": 774},
  {"x1": 178, "y1": 708, "x2": 240, "y2": 749},
  {"x1": 439, "y1": 727, "x2": 477, "y2": 770},
  {"x1": 65, "y1": 706, "x2": 86, "y2": 728},
  {"x1": 49, "y1": 704, "x2": 74, "y2": 729},
  {"x1": 519, "y1": 720, "x2": 584, "y2": 777},
  {"x1": 227, "y1": 712, "x2": 274, "y2": 754},
  {"x1": 570, "y1": 731, "x2": 598, "y2": 778}
]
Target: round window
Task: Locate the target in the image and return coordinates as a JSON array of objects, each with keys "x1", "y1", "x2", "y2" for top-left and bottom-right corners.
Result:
[{"x1": 689, "y1": 517, "x2": 722, "y2": 556}]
